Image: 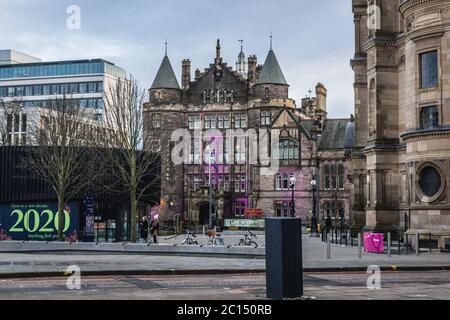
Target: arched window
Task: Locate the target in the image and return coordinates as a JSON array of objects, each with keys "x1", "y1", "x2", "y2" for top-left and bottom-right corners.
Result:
[
  {"x1": 276, "y1": 173, "x2": 282, "y2": 190},
  {"x1": 265, "y1": 87, "x2": 270, "y2": 99},
  {"x1": 230, "y1": 90, "x2": 234, "y2": 103},
  {"x1": 279, "y1": 139, "x2": 299, "y2": 160},
  {"x1": 202, "y1": 90, "x2": 207, "y2": 104}
]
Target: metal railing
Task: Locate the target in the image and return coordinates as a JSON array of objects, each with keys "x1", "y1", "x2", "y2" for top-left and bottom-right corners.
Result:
[{"x1": 320, "y1": 227, "x2": 450, "y2": 255}]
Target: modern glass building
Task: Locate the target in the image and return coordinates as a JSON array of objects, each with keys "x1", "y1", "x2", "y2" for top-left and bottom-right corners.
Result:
[{"x1": 0, "y1": 50, "x2": 126, "y2": 145}]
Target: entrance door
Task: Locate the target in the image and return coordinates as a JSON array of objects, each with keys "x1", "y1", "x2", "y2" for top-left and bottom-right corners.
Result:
[{"x1": 199, "y1": 202, "x2": 215, "y2": 226}]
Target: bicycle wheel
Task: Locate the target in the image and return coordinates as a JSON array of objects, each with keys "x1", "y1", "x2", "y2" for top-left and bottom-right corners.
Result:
[
  {"x1": 193, "y1": 240, "x2": 198, "y2": 245},
  {"x1": 237, "y1": 239, "x2": 244, "y2": 246},
  {"x1": 251, "y1": 241, "x2": 258, "y2": 247}
]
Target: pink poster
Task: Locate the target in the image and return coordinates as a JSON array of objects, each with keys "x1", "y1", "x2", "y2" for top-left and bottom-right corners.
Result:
[{"x1": 364, "y1": 232, "x2": 385, "y2": 253}]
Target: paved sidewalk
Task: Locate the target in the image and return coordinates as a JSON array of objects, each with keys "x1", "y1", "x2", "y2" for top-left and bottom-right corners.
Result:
[{"x1": 0, "y1": 235, "x2": 450, "y2": 277}]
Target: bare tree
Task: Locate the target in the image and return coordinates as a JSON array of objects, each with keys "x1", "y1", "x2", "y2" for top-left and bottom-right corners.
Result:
[
  {"x1": 101, "y1": 76, "x2": 161, "y2": 242},
  {"x1": 0, "y1": 98, "x2": 23, "y2": 146},
  {"x1": 27, "y1": 97, "x2": 99, "y2": 240}
]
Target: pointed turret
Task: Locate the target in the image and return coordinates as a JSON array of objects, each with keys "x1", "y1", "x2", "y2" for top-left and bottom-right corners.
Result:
[
  {"x1": 151, "y1": 55, "x2": 180, "y2": 90},
  {"x1": 254, "y1": 35, "x2": 289, "y2": 100},
  {"x1": 256, "y1": 49, "x2": 287, "y2": 86},
  {"x1": 149, "y1": 44, "x2": 181, "y2": 104}
]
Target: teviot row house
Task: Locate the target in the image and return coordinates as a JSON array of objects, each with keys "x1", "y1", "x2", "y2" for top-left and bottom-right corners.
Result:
[{"x1": 144, "y1": 39, "x2": 354, "y2": 228}]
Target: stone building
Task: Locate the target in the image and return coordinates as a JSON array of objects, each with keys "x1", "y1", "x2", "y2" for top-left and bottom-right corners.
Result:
[
  {"x1": 351, "y1": 0, "x2": 450, "y2": 245},
  {"x1": 144, "y1": 40, "x2": 353, "y2": 227}
]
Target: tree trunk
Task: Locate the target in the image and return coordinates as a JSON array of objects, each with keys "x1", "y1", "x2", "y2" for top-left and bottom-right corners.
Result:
[
  {"x1": 57, "y1": 197, "x2": 65, "y2": 241},
  {"x1": 130, "y1": 192, "x2": 138, "y2": 242}
]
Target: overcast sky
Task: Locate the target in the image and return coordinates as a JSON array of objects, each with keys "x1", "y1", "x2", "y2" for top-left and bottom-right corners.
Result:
[{"x1": 0, "y1": 0, "x2": 355, "y2": 118}]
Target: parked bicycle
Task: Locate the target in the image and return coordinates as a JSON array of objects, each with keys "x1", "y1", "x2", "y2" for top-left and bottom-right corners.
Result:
[
  {"x1": 207, "y1": 229, "x2": 225, "y2": 246},
  {"x1": 237, "y1": 231, "x2": 258, "y2": 247},
  {"x1": 179, "y1": 231, "x2": 198, "y2": 245}
]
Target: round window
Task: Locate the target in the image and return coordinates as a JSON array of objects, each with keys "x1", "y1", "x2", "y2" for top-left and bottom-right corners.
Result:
[{"x1": 419, "y1": 166, "x2": 442, "y2": 197}]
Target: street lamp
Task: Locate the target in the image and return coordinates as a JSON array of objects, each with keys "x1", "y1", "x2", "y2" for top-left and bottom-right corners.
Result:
[
  {"x1": 310, "y1": 177, "x2": 319, "y2": 237},
  {"x1": 206, "y1": 145, "x2": 215, "y2": 230},
  {"x1": 289, "y1": 176, "x2": 296, "y2": 217}
]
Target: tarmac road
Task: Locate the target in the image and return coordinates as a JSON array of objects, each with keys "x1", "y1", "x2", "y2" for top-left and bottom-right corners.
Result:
[{"x1": 1, "y1": 271, "x2": 450, "y2": 300}]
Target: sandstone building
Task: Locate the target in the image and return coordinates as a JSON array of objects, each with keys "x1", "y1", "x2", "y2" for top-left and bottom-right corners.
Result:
[
  {"x1": 351, "y1": 0, "x2": 450, "y2": 245},
  {"x1": 144, "y1": 40, "x2": 353, "y2": 227}
]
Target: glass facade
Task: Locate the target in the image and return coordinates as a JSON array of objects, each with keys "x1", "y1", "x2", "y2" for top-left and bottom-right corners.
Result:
[
  {"x1": 0, "y1": 81, "x2": 103, "y2": 97},
  {"x1": 18, "y1": 98, "x2": 104, "y2": 109},
  {"x1": 0, "y1": 60, "x2": 125, "y2": 79}
]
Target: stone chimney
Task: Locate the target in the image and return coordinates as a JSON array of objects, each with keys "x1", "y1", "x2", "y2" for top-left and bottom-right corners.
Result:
[
  {"x1": 315, "y1": 82, "x2": 327, "y2": 112},
  {"x1": 247, "y1": 55, "x2": 257, "y2": 86},
  {"x1": 182, "y1": 59, "x2": 191, "y2": 90},
  {"x1": 195, "y1": 68, "x2": 201, "y2": 81}
]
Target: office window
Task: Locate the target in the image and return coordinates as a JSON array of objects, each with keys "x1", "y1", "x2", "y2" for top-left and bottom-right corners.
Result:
[
  {"x1": 6, "y1": 113, "x2": 27, "y2": 146},
  {"x1": 234, "y1": 201, "x2": 246, "y2": 217},
  {"x1": 188, "y1": 115, "x2": 200, "y2": 130},
  {"x1": 190, "y1": 138, "x2": 201, "y2": 163},
  {"x1": 234, "y1": 114, "x2": 247, "y2": 128},
  {"x1": 88, "y1": 83, "x2": 96, "y2": 93},
  {"x1": 69, "y1": 83, "x2": 78, "y2": 94},
  {"x1": 42, "y1": 85, "x2": 50, "y2": 95},
  {"x1": 420, "y1": 106, "x2": 438, "y2": 130},
  {"x1": 97, "y1": 82, "x2": 103, "y2": 92},
  {"x1": 279, "y1": 139, "x2": 299, "y2": 160},
  {"x1": 324, "y1": 163, "x2": 345, "y2": 190},
  {"x1": 15, "y1": 86, "x2": 24, "y2": 96},
  {"x1": 275, "y1": 201, "x2": 289, "y2": 217},
  {"x1": 152, "y1": 113, "x2": 161, "y2": 128},
  {"x1": 79, "y1": 83, "x2": 88, "y2": 94},
  {"x1": 7, "y1": 87, "x2": 14, "y2": 97},
  {"x1": 217, "y1": 114, "x2": 230, "y2": 129},
  {"x1": 420, "y1": 51, "x2": 438, "y2": 89},
  {"x1": 205, "y1": 114, "x2": 217, "y2": 129},
  {"x1": 276, "y1": 173, "x2": 282, "y2": 190},
  {"x1": 33, "y1": 85, "x2": 41, "y2": 95},
  {"x1": 260, "y1": 110, "x2": 271, "y2": 125},
  {"x1": 234, "y1": 175, "x2": 246, "y2": 193},
  {"x1": 51, "y1": 84, "x2": 59, "y2": 95}
]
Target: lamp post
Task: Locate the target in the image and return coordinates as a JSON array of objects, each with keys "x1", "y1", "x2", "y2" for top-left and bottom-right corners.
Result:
[
  {"x1": 206, "y1": 145, "x2": 216, "y2": 230},
  {"x1": 310, "y1": 177, "x2": 319, "y2": 237},
  {"x1": 289, "y1": 176, "x2": 296, "y2": 217}
]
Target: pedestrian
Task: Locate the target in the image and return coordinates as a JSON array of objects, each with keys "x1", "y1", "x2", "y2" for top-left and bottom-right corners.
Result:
[
  {"x1": 150, "y1": 217, "x2": 159, "y2": 244},
  {"x1": 139, "y1": 216, "x2": 149, "y2": 243}
]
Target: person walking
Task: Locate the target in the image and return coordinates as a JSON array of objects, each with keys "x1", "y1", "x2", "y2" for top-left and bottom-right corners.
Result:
[
  {"x1": 150, "y1": 218, "x2": 159, "y2": 244},
  {"x1": 139, "y1": 216, "x2": 149, "y2": 243}
]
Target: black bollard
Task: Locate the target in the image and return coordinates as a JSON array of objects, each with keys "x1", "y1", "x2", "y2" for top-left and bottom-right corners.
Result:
[{"x1": 265, "y1": 217, "x2": 303, "y2": 299}]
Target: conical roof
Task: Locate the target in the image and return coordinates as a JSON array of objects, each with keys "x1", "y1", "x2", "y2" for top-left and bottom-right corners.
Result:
[
  {"x1": 256, "y1": 50, "x2": 287, "y2": 85},
  {"x1": 151, "y1": 55, "x2": 180, "y2": 90}
]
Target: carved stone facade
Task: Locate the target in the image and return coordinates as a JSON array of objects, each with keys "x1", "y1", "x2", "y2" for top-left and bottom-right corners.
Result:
[
  {"x1": 144, "y1": 40, "x2": 352, "y2": 228},
  {"x1": 351, "y1": 0, "x2": 450, "y2": 246}
]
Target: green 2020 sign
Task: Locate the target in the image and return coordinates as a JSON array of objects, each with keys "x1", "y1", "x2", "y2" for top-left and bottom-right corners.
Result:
[
  {"x1": 9, "y1": 209, "x2": 71, "y2": 233},
  {"x1": 0, "y1": 203, "x2": 79, "y2": 240}
]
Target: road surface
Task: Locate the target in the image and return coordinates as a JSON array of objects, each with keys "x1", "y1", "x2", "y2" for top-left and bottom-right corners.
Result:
[{"x1": 1, "y1": 271, "x2": 450, "y2": 300}]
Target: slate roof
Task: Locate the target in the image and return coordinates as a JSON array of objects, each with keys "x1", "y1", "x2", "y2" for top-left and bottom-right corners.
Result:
[
  {"x1": 151, "y1": 55, "x2": 180, "y2": 90},
  {"x1": 318, "y1": 119, "x2": 350, "y2": 149},
  {"x1": 256, "y1": 50, "x2": 288, "y2": 85}
]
